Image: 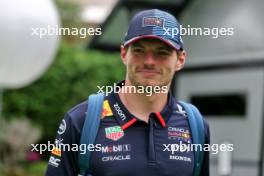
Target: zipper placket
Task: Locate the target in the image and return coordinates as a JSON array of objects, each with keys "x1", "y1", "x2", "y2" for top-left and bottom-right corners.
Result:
[{"x1": 148, "y1": 117, "x2": 156, "y2": 164}]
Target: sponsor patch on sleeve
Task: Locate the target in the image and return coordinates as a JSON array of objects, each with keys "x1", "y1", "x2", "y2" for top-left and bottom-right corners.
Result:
[
  {"x1": 51, "y1": 147, "x2": 62, "y2": 157},
  {"x1": 48, "y1": 156, "x2": 61, "y2": 167},
  {"x1": 57, "y1": 119, "x2": 66, "y2": 135}
]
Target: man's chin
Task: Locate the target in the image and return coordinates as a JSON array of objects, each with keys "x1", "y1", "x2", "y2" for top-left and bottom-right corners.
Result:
[{"x1": 136, "y1": 79, "x2": 163, "y2": 87}]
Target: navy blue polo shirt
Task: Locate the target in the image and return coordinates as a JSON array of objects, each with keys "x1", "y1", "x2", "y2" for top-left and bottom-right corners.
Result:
[{"x1": 45, "y1": 84, "x2": 210, "y2": 176}]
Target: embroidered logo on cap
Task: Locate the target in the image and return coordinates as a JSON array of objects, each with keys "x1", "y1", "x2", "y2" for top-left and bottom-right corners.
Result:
[
  {"x1": 105, "y1": 126, "x2": 124, "y2": 141},
  {"x1": 142, "y1": 17, "x2": 164, "y2": 28}
]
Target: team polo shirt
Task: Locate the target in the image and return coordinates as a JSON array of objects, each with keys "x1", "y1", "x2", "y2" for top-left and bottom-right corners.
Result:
[{"x1": 45, "y1": 85, "x2": 210, "y2": 176}]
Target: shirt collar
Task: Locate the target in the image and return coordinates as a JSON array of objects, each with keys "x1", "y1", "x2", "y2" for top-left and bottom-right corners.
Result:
[{"x1": 107, "y1": 80, "x2": 177, "y2": 130}]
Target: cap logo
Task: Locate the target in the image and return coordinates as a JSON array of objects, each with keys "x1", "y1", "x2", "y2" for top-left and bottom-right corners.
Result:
[{"x1": 142, "y1": 17, "x2": 164, "y2": 28}]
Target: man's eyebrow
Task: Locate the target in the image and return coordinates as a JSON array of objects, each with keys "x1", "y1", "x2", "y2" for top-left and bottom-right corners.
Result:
[{"x1": 156, "y1": 46, "x2": 173, "y2": 52}]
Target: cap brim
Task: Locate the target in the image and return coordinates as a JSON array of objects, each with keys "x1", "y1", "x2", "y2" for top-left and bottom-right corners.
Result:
[{"x1": 123, "y1": 35, "x2": 182, "y2": 50}]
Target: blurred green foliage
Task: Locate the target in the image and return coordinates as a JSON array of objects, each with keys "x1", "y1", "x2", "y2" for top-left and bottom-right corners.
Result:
[
  {"x1": 0, "y1": 161, "x2": 47, "y2": 176},
  {"x1": 3, "y1": 43, "x2": 125, "y2": 142},
  {"x1": 54, "y1": 0, "x2": 80, "y2": 24},
  {"x1": 25, "y1": 161, "x2": 48, "y2": 176}
]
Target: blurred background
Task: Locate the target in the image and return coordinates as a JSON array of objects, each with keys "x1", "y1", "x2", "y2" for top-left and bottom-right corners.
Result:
[{"x1": 0, "y1": 0, "x2": 264, "y2": 175}]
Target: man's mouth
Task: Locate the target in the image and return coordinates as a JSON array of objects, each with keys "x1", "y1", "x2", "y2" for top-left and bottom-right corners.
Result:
[{"x1": 136, "y1": 69, "x2": 161, "y2": 77}]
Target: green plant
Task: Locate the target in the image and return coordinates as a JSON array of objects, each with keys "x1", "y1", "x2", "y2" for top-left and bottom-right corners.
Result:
[{"x1": 3, "y1": 43, "x2": 124, "y2": 143}]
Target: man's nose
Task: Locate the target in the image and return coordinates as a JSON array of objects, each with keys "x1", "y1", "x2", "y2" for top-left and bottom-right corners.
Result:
[{"x1": 144, "y1": 51, "x2": 156, "y2": 65}]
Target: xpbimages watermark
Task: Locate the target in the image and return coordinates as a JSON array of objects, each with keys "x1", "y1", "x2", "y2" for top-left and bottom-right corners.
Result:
[
  {"x1": 163, "y1": 25, "x2": 234, "y2": 39},
  {"x1": 31, "y1": 141, "x2": 102, "y2": 155},
  {"x1": 31, "y1": 25, "x2": 102, "y2": 38},
  {"x1": 32, "y1": 141, "x2": 234, "y2": 155},
  {"x1": 97, "y1": 82, "x2": 169, "y2": 96},
  {"x1": 163, "y1": 141, "x2": 234, "y2": 155}
]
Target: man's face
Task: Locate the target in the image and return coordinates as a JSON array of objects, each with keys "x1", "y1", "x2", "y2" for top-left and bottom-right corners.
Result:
[{"x1": 121, "y1": 38, "x2": 186, "y2": 88}]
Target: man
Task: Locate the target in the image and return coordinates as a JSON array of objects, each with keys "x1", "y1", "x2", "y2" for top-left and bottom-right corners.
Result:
[{"x1": 45, "y1": 9, "x2": 210, "y2": 176}]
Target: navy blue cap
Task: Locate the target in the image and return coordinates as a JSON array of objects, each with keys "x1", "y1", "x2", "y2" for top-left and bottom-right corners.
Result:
[{"x1": 123, "y1": 9, "x2": 183, "y2": 50}]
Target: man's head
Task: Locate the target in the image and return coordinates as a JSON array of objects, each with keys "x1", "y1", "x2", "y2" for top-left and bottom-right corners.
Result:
[{"x1": 121, "y1": 9, "x2": 186, "y2": 88}]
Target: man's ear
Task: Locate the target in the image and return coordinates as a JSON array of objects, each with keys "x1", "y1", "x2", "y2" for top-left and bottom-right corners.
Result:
[
  {"x1": 120, "y1": 45, "x2": 127, "y2": 65},
  {"x1": 175, "y1": 50, "x2": 186, "y2": 71}
]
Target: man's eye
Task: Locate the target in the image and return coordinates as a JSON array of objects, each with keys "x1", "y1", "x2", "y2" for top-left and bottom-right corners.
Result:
[
  {"x1": 156, "y1": 51, "x2": 170, "y2": 56},
  {"x1": 132, "y1": 48, "x2": 144, "y2": 53}
]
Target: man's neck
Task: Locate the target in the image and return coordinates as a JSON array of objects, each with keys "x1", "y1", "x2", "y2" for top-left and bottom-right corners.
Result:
[{"x1": 118, "y1": 81, "x2": 169, "y2": 123}]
